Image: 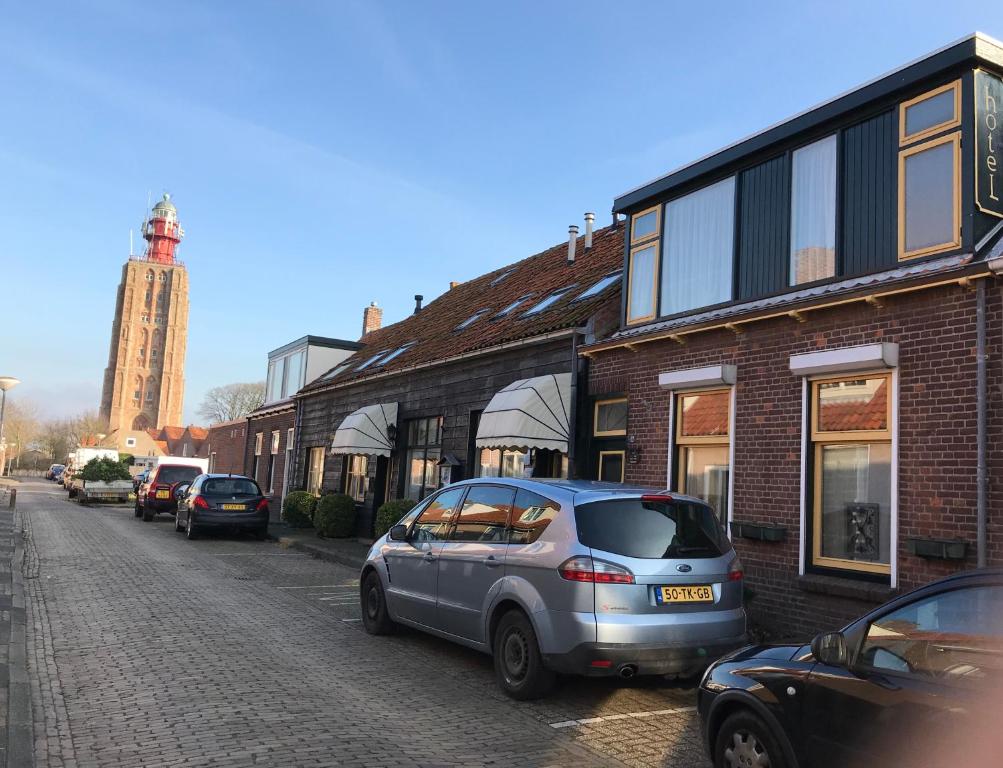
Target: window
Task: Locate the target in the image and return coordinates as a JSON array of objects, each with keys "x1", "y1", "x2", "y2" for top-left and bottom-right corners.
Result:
[
  {"x1": 306, "y1": 447, "x2": 325, "y2": 495},
  {"x1": 266, "y1": 430, "x2": 280, "y2": 495},
  {"x1": 899, "y1": 80, "x2": 961, "y2": 146},
  {"x1": 490, "y1": 269, "x2": 514, "y2": 286},
  {"x1": 151, "y1": 348, "x2": 158, "y2": 359},
  {"x1": 898, "y1": 133, "x2": 961, "y2": 260},
  {"x1": 574, "y1": 272, "x2": 621, "y2": 302},
  {"x1": 377, "y1": 343, "x2": 415, "y2": 366},
  {"x1": 456, "y1": 309, "x2": 490, "y2": 330},
  {"x1": 270, "y1": 430, "x2": 280, "y2": 455},
  {"x1": 594, "y1": 398, "x2": 628, "y2": 437},
  {"x1": 145, "y1": 272, "x2": 154, "y2": 281},
  {"x1": 627, "y1": 243, "x2": 658, "y2": 324},
  {"x1": 811, "y1": 374, "x2": 892, "y2": 575},
  {"x1": 125, "y1": 437, "x2": 137, "y2": 448},
  {"x1": 631, "y1": 207, "x2": 659, "y2": 242},
  {"x1": 283, "y1": 350, "x2": 305, "y2": 396},
  {"x1": 495, "y1": 295, "x2": 533, "y2": 318},
  {"x1": 451, "y1": 485, "x2": 515, "y2": 542},
  {"x1": 405, "y1": 416, "x2": 442, "y2": 501},
  {"x1": 133, "y1": 390, "x2": 141, "y2": 401},
  {"x1": 478, "y1": 448, "x2": 529, "y2": 478},
  {"x1": 790, "y1": 135, "x2": 837, "y2": 285},
  {"x1": 322, "y1": 362, "x2": 351, "y2": 381},
  {"x1": 675, "y1": 389, "x2": 731, "y2": 520},
  {"x1": 343, "y1": 455, "x2": 369, "y2": 503},
  {"x1": 661, "y1": 177, "x2": 735, "y2": 316},
  {"x1": 209, "y1": 452, "x2": 216, "y2": 473},
  {"x1": 509, "y1": 489, "x2": 560, "y2": 545},
  {"x1": 522, "y1": 286, "x2": 576, "y2": 316},
  {"x1": 267, "y1": 357, "x2": 285, "y2": 401},
  {"x1": 411, "y1": 487, "x2": 465, "y2": 542},
  {"x1": 356, "y1": 351, "x2": 387, "y2": 371},
  {"x1": 203, "y1": 477, "x2": 261, "y2": 496},
  {"x1": 598, "y1": 450, "x2": 625, "y2": 483},
  {"x1": 254, "y1": 432, "x2": 263, "y2": 455},
  {"x1": 141, "y1": 314, "x2": 150, "y2": 323},
  {"x1": 859, "y1": 586, "x2": 1003, "y2": 681}
]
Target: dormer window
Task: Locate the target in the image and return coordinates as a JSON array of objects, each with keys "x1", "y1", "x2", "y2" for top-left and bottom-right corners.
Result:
[
  {"x1": 899, "y1": 80, "x2": 960, "y2": 146},
  {"x1": 573, "y1": 272, "x2": 621, "y2": 302},
  {"x1": 456, "y1": 309, "x2": 490, "y2": 330},
  {"x1": 523, "y1": 286, "x2": 576, "y2": 316},
  {"x1": 790, "y1": 135, "x2": 837, "y2": 286}
]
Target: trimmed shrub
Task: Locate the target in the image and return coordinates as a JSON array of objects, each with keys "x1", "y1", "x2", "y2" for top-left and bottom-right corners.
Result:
[
  {"x1": 79, "y1": 457, "x2": 131, "y2": 482},
  {"x1": 374, "y1": 498, "x2": 417, "y2": 539},
  {"x1": 282, "y1": 490, "x2": 317, "y2": 528},
  {"x1": 314, "y1": 493, "x2": 357, "y2": 538}
]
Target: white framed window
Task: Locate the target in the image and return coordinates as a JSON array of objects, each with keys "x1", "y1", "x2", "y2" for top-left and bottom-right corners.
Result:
[
  {"x1": 125, "y1": 437, "x2": 137, "y2": 448},
  {"x1": 270, "y1": 430, "x2": 280, "y2": 455},
  {"x1": 306, "y1": 447, "x2": 325, "y2": 495},
  {"x1": 673, "y1": 389, "x2": 732, "y2": 522}
]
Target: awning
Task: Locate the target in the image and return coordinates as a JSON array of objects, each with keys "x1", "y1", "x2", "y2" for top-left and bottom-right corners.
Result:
[
  {"x1": 330, "y1": 402, "x2": 398, "y2": 457},
  {"x1": 475, "y1": 373, "x2": 571, "y2": 452}
]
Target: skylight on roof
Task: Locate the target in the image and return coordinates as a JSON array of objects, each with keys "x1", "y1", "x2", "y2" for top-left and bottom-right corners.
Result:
[
  {"x1": 522, "y1": 286, "x2": 577, "y2": 316},
  {"x1": 356, "y1": 351, "x2": 388, "y2": 371},
  {"x1": 322, "y1": 362, "x2": 351, "y2": 381},
  {"x1": 378, "y1": 342, "x2": 415, "y2": 366},
  {"x1": 456, "y1": 308, "x2": 490, "y2": 330},
  {"x1": 573, "y1": 271, "x2": 622, "y2": 302},
  {"x1": 489, "y1": 269, "x2": 514, "y2": 286},
  {"x1": 495, "y1": 294, "x2": 534, "y2": 318}
]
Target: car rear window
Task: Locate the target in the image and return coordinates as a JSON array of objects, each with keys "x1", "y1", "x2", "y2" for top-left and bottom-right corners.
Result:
[
  {"x1": 156, "y1": 466, "x2": 200, "y2": 485},
  {"x1": 575, "y1": 497, "x2": 729, "y2": 559},
  {"x1": 203, "y1": 478, "x2": 260, "y2": 497}
]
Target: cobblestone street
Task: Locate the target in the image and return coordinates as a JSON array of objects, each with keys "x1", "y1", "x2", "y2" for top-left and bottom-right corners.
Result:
[{"x1": 17, "y1": 480, "x2": 707, "y2": 767}]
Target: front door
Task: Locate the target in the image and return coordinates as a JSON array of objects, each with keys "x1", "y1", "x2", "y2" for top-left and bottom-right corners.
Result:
[
  {"x1": 435, "y1": 484, "x2": 515, "y2": 642},
  {"x1": 383, "y1": 487, "x2": 464, "y2": 627}
]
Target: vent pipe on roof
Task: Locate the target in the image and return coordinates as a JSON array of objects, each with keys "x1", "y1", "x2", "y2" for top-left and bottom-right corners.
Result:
[
  {"x1": 414, "y1": 294, "x2": 424, "y2": 314},
  {"x1": 584, "y1": 212, "x2": 595, "y2": 251},
  {"x1": 567, "y1": 225, "x2": 579, "y2": 265}
]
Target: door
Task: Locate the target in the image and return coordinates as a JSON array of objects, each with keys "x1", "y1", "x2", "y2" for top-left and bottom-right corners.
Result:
[
  {"x1": 382, "y1": 487, "x2": 464, "y2": 627},
  {"x1": 803, "y1": 583, "x2": 1003, "y2": 768},
  {"x1": 435, "y1": 484, "x2": 515, "y2": 642}
]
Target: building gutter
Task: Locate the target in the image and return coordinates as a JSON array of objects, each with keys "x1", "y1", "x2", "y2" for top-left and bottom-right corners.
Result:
[
  {"x1": 567, "y1": 331, "x2": 580, "y2": 479},
  {"x1": 976, "y1": 279, "x2": 988, "y2": 567}
]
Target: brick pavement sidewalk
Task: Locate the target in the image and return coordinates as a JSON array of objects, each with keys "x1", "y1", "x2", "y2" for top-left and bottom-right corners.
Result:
[
  {"x1": 276, "y1": 526, "x2": 372, "y2": 571},
  {"x1": 0, "y1": 484, "x2": 31, "y2": 767}
]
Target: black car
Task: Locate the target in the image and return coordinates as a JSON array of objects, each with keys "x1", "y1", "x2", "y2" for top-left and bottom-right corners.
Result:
[
  {"x1": 698, "y1": 569, "x2": 1003, "y2": 768},
  {"x1": 174, "y1": 474, "x2": 269, "y2": 540}
]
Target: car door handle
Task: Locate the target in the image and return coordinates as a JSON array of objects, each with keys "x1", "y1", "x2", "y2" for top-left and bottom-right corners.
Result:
[
  {"x1": 423, "y1": 552, "x2": 437, "y2": 563},
  {"x1": 484, "y1": 556, "x2": 502, "y2": 568}
]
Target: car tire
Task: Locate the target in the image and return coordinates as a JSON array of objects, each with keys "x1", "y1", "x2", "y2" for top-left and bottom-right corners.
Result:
[
  {"x1": 360, "y1": 571, "x2": 396, "y2": 635},
  {"x1": 134, "y1": 502, "x2": 143, "y2": 518},
  {"x1": 492, "y1": 610, "x2": 555, "y2": 700},
  {"x1": 142, "y1": 507, "x2": 155, "y2": 522},
  {"x1": 185, "y1": 514, "x2": 197, "y2": 540},
  {"x1": 714, "y1": 710, "x2": 789, "y2": 768}
]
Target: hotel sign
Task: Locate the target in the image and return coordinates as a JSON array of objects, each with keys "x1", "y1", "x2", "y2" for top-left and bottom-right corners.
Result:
[{"x1": 976, "y1": 69, "x2": 1003, "y2": 218}]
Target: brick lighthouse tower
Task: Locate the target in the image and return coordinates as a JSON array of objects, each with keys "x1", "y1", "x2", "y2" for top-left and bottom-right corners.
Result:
[{"x1": 99, "y1": 194, "x2": 190, "y2": 437}]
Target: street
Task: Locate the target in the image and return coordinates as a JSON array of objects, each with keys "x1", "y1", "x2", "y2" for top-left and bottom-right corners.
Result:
[{"x1": 17, "y1": 480, "x2": 707, "y2": 768}]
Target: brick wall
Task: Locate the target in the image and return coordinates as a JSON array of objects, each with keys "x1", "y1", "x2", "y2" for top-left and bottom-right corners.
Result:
[
  {"x1": 588, "y1": 279, "x2": 1003, "y2": 637},
  {"x1": 245, "y1": 409, "x2": 296, "y2": 522},
  {"x1": 205, "y1": 420, "x2": 247, "y2": 475}
]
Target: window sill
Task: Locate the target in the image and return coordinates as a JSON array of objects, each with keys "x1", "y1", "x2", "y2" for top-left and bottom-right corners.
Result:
[{"x1": 796, "y1": 573, "x2": 897, "y2": 604}]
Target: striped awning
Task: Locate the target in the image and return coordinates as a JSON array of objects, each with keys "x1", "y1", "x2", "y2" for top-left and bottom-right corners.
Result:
[
  {"x1": 475, "y1": 373, "x2": 571, "y2": 453},
  {"x1": 331, "y1": 402, "x2": 398, "y2": 457}
]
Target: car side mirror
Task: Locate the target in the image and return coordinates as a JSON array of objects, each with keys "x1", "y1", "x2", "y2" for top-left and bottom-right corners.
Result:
[
  {"x1": 811, "y1": 631, "x2": 848, "y2": 667},
  {"x1": 388, "y1": 524, "x2": 408, "y2": 542}
]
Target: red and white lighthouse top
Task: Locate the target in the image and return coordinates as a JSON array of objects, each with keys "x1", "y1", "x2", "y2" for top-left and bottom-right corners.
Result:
[{"x1": 143, "y1": 193, "x2": 185, "y2": 265}]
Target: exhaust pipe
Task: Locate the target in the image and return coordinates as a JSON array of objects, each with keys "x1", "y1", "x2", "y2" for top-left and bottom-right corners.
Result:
[{"x1": 618, "y1": 664, "x2": 638, "y2": 679}]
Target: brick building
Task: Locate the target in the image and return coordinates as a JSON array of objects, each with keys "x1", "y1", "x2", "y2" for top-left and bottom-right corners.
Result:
[
  {"x1": 205, "y1": 419, "x2": 248, "y2": 474},
  {"x1": 293, "y1": 219, "x2": 623, "y2": 536},
  {"x1": 582, "y1": 34, "x2": 1003, "y2": 635}
]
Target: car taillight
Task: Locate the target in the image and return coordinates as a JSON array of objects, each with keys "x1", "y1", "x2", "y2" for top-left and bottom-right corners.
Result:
[
  {"x1": 728, "y1": 559, "x2": 744, "y2": 582},
  {"x1": 192, "y1": 496, "x2": 210, "y2": 510},
  {"x1": 255, "y1": 498, "x2": 269, "y2": 512},
  {"x1": 559, "y1": 556, "x2": 634, "y2": 584}
]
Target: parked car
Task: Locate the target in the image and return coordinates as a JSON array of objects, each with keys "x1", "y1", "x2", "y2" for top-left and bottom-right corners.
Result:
[
  {"x1": 45, "y1": 464, "x2": 64, "y2": 480},
  {"x1": 359, "y1": 478, "x2": 746, "y2": 699},
  {"x1": 135, "y1": 463, "x2": 202, "y2": 522},
  {"x1": 174, "y1": 474, "x2": 269, "y2": 540},
  {"x1": 132, "y1": 469, "x2": 149, "y2": 494},
  {"x1": 698, "y1": 568, "x2": 1003, "y2": 768},
  {"x1": 51, "y1": 466, "x2": 65, "y2": 483}
]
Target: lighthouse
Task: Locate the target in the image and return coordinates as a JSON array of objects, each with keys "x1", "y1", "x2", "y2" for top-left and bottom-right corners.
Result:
[{"x1": 142, "y1": 193, "x2": 185, "y2": 265}]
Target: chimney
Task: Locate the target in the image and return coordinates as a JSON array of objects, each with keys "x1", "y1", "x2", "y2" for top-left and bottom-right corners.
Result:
[
  {"x1": 414, "y1": 294, "x2": 424, "y2": 314},
  {"x1": 567, "y1": 225, "x2": 579, "y2": 264},
  {"x1": 450, "y1": 281, "x2": 461, "y2": 290},
  {"x1": 584, "y1": 212, "x2": 595, "y2": 250},
  {"x1": 361, "y1": 301, "x2": 382, "y2": 337}
]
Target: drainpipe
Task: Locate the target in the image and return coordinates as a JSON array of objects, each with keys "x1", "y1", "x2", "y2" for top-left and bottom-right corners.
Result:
[
  {"x1": 977, "y1": 279, "x2": 987, "y2": 568},
  {"x1": 567, "y1": 331, "x2": 579, "y2": 480}
]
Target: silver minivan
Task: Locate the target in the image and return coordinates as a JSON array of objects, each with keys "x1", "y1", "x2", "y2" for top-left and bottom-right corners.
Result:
[{"x1": 360, "y1": 478, "x2": 746, "y2": 699}]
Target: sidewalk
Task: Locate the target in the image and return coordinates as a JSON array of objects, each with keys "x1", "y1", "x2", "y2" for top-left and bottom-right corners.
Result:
[
  {"x1": 0, "y1": 483, "x2": 31, "y2": 768},
  {"x1": 276, "y1": 527, "x2": 372, "y2": 571}
]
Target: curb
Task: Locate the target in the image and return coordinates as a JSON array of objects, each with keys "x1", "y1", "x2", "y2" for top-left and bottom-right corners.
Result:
[
  {"x1": 4, "y1": 501, "x2": 31, "y2": 767},
  {"x1": 278, "y1": 537, "x2": 367, "y2": 572}
]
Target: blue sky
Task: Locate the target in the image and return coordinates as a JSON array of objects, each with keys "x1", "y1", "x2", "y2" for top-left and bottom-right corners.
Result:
[{"x1": 0, "y1": 1, "x2": 996, "y2": 424}]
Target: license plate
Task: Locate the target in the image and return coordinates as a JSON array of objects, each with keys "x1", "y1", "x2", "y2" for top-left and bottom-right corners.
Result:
[
  {"x1": 221, "y1": 503, "x2": 245, "y2": 511},
  {"x1": 155, "y1": 490, "x2": 170, "y2": 499},
  {"x1": 656, "y1": 585, "x2": 714, "y2": 604}
]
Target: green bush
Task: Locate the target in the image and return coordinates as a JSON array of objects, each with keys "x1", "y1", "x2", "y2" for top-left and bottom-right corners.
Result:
[
  {"x1": 282, "y1": 490, "x2": 317, "y2": 528},
  {"x1": 79, "y1": 457, "x2": 131, "y2": 482},
  {"x1": 374, "y1": 498, "x2": 417, "y2": 539},
  {"x1": 314, "y1": 493, "x2": 357, "y2": 538}
]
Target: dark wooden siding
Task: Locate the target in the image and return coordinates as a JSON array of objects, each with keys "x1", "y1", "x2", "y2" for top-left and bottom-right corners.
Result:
[
  {"x1": 841, "y1": 110, "x2": 897, "y2": 276},
  {"x1": 737, "y1": 155, "x2": 790, "y2": 300}
]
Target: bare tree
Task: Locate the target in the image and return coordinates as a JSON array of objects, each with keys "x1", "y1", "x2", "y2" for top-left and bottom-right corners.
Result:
[
  {"x1": 2, "y1": 400, "x2": 40, "y2": 470},
  {"x1": 67, "y1": 411, "x2": 109, "y2": 446},
  {"x1": 38, "y1": 419, "x2": 75, "y2": 463},
  {"x1": 197, "y1": 382, "x2": 266, "y2": 423}
]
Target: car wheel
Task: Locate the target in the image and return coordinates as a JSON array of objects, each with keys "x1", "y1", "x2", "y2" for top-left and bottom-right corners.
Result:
[
  {"x1": 142, "y1": 507, "x2": 155, "y2": 522},
  {"x1": 714, "y1": 711, "x2": 789, "y2": 768},
  {"x1": 185, "y1": 514, "x2": 197, "y2": 540},
  {"x1": 360, "y1": 571, "x2": 396, "y2": 635},
  {"x1": 492, "y1": 610, "x2": 555, "y2": 700},
  {"x1": 134, "y1": 502, "x2": 143, "y2": 518}
]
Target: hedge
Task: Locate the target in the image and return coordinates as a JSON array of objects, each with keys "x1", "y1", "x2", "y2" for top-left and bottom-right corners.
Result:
[
  {"x1": 79, "y1": 457, "x2": 131, "y2": 482},
  {"x1": 282, "y1": 490, "x2": 317, "y2": 528},
  {"x1": 314, "y1": 493, "x2": 357, "y2": 538},
  {"x1": 374, "y1": 498, "x2": 417, "y2": 539}
]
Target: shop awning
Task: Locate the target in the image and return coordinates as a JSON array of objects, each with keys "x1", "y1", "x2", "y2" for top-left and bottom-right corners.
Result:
[
  {"x1": 330, "y1": 402, "x2": 398, "y2": 457},
  {"x1": 475, "y1": 373, "x2": 571, "y2": 453}
]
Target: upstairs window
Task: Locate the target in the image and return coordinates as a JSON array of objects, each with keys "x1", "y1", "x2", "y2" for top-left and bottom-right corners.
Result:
[
  {"x1": 790, "y1": 135, "x2": 837, "y2": 286},
  {"x1": 523, "y1": 286, "x2": 576, "y2": 316},
  {"x1": 490, "y1": 269, "x2": 514, "y2": 286},
  {"x1": 626, "y1": 206, "x2": 659, "y2": 325},
  {"x1": 456, "y1": 309, "x2": 490, "y2": 330},
  {"x1": 356, "y1": 351, "x2": 387, "y2": 371},
  {"x1": 899, "y1": 80, "x2": 960, "y2": 146},
  {"x1": 322, "y1": 362, "x2": 351, "y2": 381},
  {"x1": 660, "y1": 177, "x2": 735, "y2": 317},
  {"x1": 574, "y1": 272, "x2": 621, "y2": 302},
  {"x1": 378, "y1": 342, "x2": 415, "y2": 366},
  {"x1": 495, "y1": 294, "x2": 533, "y2": 318}
]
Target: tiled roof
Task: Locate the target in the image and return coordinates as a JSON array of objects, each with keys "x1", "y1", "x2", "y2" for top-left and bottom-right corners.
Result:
[
  {"x1": 187, "y1": 426, "x2": 208, "y2": 440},
  {"x1": 301, "y1": 225, "x2": 624, "y2": 393}
]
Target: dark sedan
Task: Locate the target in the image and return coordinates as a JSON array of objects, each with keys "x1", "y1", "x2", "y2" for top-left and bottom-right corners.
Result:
[
  {"x1": 699, "y1": 568, "x2": 1002, "y2": 768},
  {"x1": 174, "y1": 474, "x2": 269, "y2": 540}
]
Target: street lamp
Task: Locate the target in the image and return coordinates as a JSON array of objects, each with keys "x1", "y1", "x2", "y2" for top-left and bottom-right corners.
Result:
[{"x1": 0, "y1": 376, "x2": 20, "y2": 477}]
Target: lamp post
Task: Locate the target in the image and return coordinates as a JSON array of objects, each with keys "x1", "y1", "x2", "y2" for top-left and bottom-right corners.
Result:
[{"x1": 0, "y1": 377, "x2": 20, "y2": 477}]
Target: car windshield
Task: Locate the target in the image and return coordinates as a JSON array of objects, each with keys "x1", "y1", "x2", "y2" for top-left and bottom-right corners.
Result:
[
  {"x1": 156, "y1": 466, "x2": 200, "y2": 485},
  {"x1": 202, "y1": 478, "x2": 260, "y2": 497},
  {"x1": 574, "y1": 497, "x2": 729, "y2": 559}
]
